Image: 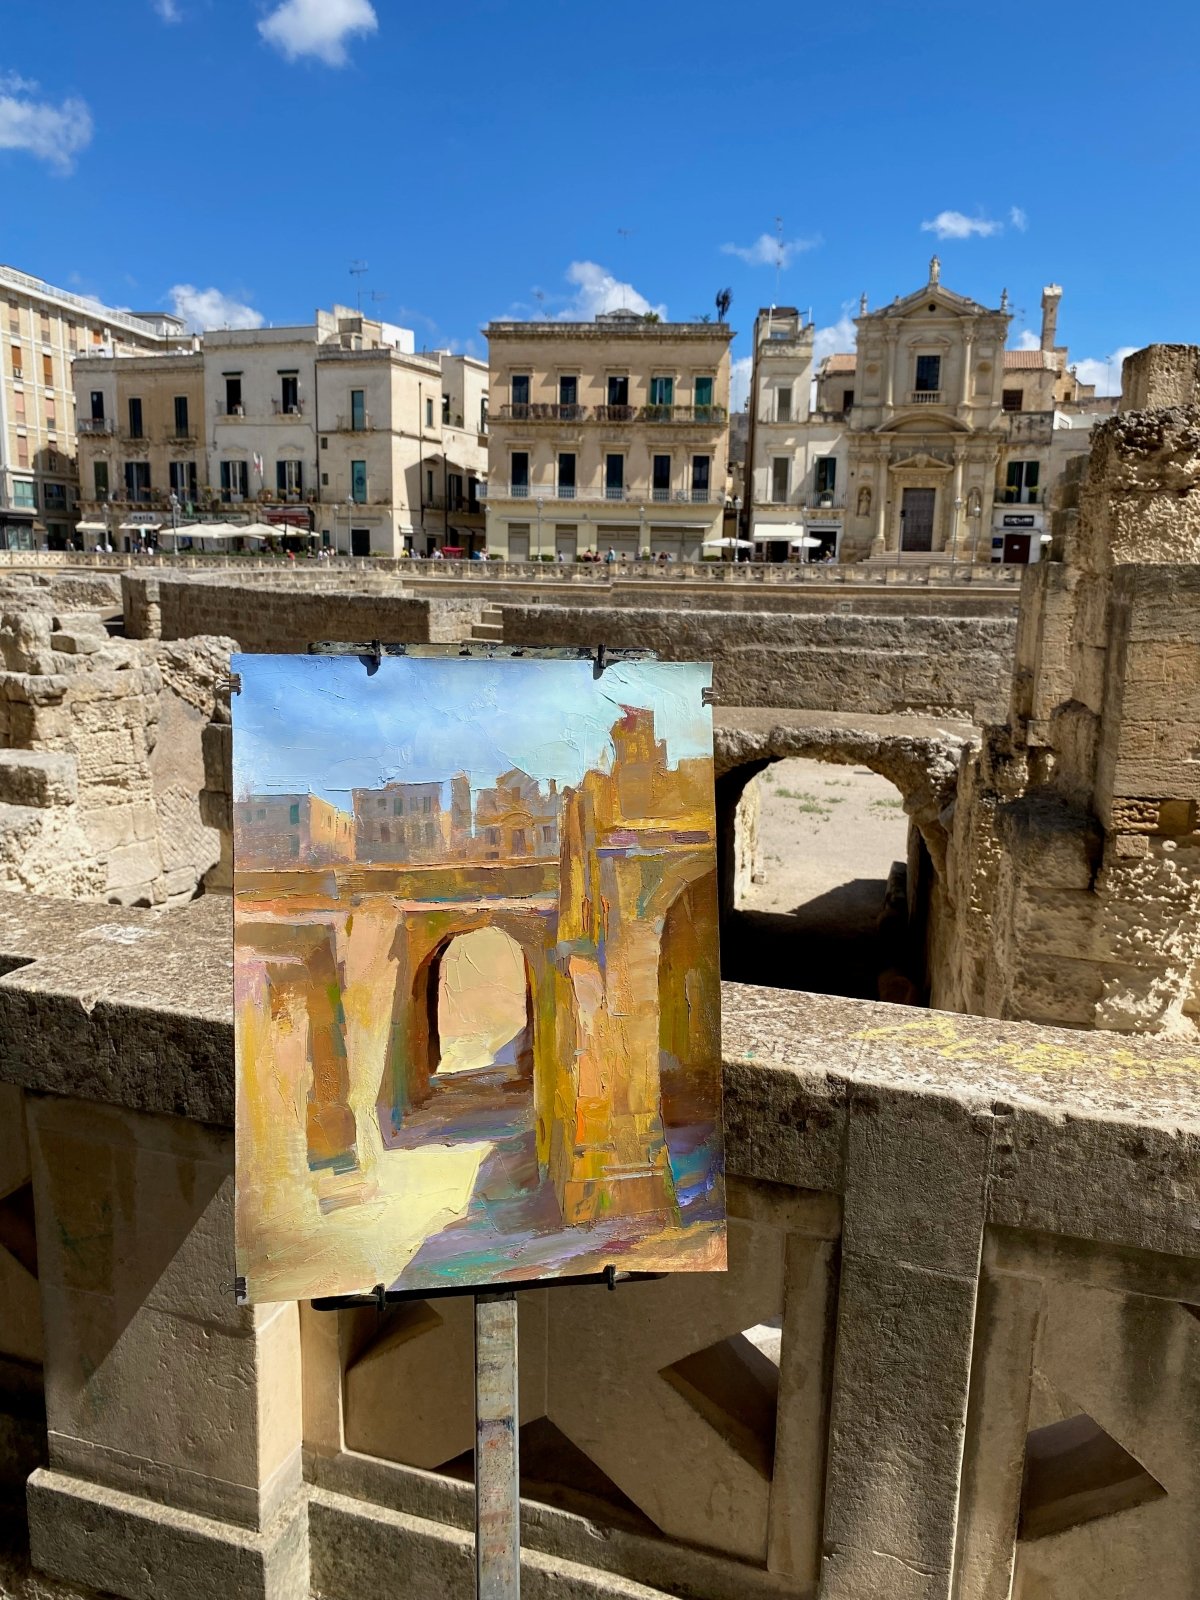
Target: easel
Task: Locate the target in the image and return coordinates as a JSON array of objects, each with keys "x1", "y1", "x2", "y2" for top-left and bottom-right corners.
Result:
[
  {"x1": 313, "y1": 1265, "x2": 663, "y2": 1597},
  {"x1": 301, "y1": 640, "x2": 665, "y2": 1596}
]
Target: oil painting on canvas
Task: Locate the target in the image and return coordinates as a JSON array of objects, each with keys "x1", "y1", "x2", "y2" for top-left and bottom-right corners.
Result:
[{"x1": 231, "y1": 653, "x2": 725, "y2": 1303}]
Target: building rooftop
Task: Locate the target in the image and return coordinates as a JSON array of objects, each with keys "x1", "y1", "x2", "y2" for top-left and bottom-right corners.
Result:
[
  {"x1": 1003, "y1": 348, "x2": 1059, "y2": 370},
  {"x1": 821, "y1": 353, "x2": 858, "y2": 374}
]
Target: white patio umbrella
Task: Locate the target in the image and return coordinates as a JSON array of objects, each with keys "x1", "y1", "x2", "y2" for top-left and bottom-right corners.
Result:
[
  {"x1": 790, "y1": 535, "x2": 823, "y2": 549},
  {"x1": 703, "y1": 535, "x2": 754, "y2": 549}
]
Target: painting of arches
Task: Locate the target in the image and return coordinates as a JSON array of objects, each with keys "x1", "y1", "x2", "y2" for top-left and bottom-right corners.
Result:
[{"x1": 231, "y1": 652, "x2": 725, "y2": 1304}]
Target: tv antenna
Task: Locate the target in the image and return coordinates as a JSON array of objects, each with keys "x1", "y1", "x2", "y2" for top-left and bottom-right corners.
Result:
[
  {"x1": 533, "y1": 288, "x2": 547, "y2": 319},
  {"x1": 774, "y1": 216, "x2": 785, "y2": 300},
  {"x1": 349, "y1": 260, "x2": 368, "y2": 311}
]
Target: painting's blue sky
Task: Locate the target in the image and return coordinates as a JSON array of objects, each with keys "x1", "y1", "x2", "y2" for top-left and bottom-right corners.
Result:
[
  {"x1": 231, "y1": 656, "x2": 712, "y2": 807},
  {"x1": 4, "y1": 0, "x2": 1196, "y2": 403}
]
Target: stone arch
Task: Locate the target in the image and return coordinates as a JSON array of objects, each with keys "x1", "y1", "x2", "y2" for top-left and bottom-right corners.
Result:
[
  {"x1": 713, "y1": 712, "x2": 969, "y2": 903},
  {"x1": 419, "y1": 926, "x2": 534, "y2": 1088},
  {"x1": 377, "y1": 903, "x2": 556, "y2": 1149}
]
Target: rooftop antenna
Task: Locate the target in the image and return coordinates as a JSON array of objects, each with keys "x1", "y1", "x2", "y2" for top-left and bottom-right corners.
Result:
[
  {"x1": 349, "y1": 260, "x2": 368, "y2": 312},
  {"x1": 617, "y1": 228, "x2": 632, "y2": 310},
  {"x1": 715, "y1": 287, "x2": 732, "y2": 324},
  {"x1": 533, "y1": 289, "x2": 547, "y2": 319},
  {"x1": 774, "y1": 215, "x2": 784, "y2": 301}
]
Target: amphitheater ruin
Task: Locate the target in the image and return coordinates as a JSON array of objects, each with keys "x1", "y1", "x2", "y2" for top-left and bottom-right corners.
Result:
[{"x1": 0, "y1": 346, "x2": 1196, "y2": 1599}]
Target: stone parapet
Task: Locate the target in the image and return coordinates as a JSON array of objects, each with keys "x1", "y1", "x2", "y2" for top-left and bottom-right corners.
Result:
[{"x1": 0, "y1": 892, "x2": 1193, "y2": 1599}]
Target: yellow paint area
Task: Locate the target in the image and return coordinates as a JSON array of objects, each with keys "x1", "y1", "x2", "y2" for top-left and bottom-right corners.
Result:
[
  {"x1": 851, "y1": 1011, "x2": 1200, "y2": 1081},
  {"x1": 241, "y1": 1131, "x2": 494, "y2": 1304},
  {"x1": 436, "y1": 926, "x2": 528, "y2": 1075}
]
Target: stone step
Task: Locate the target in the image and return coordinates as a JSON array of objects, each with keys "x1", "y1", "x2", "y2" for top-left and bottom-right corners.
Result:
[
  {"x1": 0, "y1": 751, "x2": 77, "y2": 809},
  {"x1": 470, "y1": 622, "x2": 505, "y2": 641}
]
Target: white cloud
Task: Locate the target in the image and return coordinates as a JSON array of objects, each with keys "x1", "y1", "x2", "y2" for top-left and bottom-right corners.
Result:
[
  {"x1": 814, "y1": 312, "x2": 858, "y2": 364},
  {"x1": 152, "y1": 0, "x2": 182, "y2": 19},
  {"x1": 1009, "y1": 205, "x2": 1028, "y2": 232},
  {"x1": 258, "y1": 0, "x2": 378, "y2": 65},
  {"x1": 1015, "y1": 329, "x2": 1041, "y2": 350},
  {"x1": 721, "y1": 233, "x2": 819, "y2": 269},
  {"x1": 168, "y1": 284, "x2": 264, "y2": 331},
  {"x1": 920, "y1": 210, "x2": 1003, "y2": 240},
  {"x1": 730, "y1": 356, "x2": 752, "y2": 411},
  {"x1": 1071, "y1": 347, "x2": 1138, "y2": 397},
  {"x1": 0, "y1": 73, "x2": 92, "y2": 174},
  {"x1": 557, "y1": 261, "x2": 666, "y2": 320}
]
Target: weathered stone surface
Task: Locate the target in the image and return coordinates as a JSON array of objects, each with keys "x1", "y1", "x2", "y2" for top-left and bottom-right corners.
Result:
[
  {"x1": 500, "y1": 604, "x2": 1014, "y2": 720},
  {"x1": 27, "y1": 1471, "x2": 308, "y2": 1600},
  {"x1": 0, "y1": 753, "x2": 76, "y2": 810}
]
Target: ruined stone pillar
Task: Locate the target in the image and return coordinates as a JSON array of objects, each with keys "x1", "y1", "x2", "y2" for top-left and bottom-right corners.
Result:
[{"x1": 24, "y1": 1097, "x2": 307, "y2": 1600}]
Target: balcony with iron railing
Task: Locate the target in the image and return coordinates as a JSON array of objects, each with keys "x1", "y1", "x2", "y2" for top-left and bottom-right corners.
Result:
[
  {"x1": 492, "y1": 483, "x2": 721, "y2": 505},
  {"x1": 996, "y1": 486, "x2": 1042, "y2": 506},
  {"x1": 77, "y1": 417, "x2": 115, "y2": 436},
  {"x1": 271, "y1": 399, "x2": 305, "y2": 417},
  {"x1": 214, "y1": 402, "x2": 246, "y2": 417},
  {"x1": 335, "y1": 412, "x2": 373, "y2": 431},
  {"x1": 495, "y1": 403, "x2": 727, "y2": 426}
]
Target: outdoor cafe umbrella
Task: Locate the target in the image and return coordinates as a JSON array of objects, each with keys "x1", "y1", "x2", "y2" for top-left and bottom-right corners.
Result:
[{"x1": 702, "y1": 536, "x2": 754, "y2": 550}]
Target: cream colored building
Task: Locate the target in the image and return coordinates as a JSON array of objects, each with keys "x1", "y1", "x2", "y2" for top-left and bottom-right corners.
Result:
[
  {"x1": 0, "y1": 264, "x2": 182, "y2": 548},
  {"x1": 748, "y1": 265, "x2": 1117, "y2": 564},
  {"x1": 74, "y1": 351, "x2": 205, "y2": 546},
  {"x1": 485, "y1": 310, "x2": 733, "y2": 561},
  {"x1": 314, "y1": 345, "x2": 487, "y2": 557},
  {"x1": 72, "y1": 305, "x2": 488, "y2": 557}
]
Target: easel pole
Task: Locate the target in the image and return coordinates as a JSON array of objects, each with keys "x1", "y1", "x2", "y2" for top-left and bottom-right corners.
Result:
[{"x1": 474, "y1": 1290, "x2": 520, "y2": 1598}]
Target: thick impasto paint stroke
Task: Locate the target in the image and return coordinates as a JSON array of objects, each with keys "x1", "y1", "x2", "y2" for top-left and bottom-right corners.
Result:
[{"x1": 232, "y1": 656, "x2": 725, "y2": 1304}]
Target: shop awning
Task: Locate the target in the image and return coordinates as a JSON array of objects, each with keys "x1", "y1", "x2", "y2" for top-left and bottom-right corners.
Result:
[
  {"x1": 753, "y1": 524, "x2": 805, "y2": 543},
  {"x1": 119, "y1": 517, "x2": 162, "y2": 531},
  {"x1": 76, "y1": 520, "x2": 108, "y2": 533}
]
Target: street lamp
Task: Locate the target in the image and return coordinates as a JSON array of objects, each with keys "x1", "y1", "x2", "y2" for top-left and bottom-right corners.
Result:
[
  {"x1": 733, "y1": 494, "x2": 742, "y2": 561},
  {"x1": 535, "y1": 495, "x2": 544, "y2": 564}
]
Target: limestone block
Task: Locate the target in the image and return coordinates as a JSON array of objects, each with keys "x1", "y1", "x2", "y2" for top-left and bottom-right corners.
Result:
[
  {"x1": 27, "y1": 1470, "x2": 308, "y2": 1600},
  {"x1": 1005, "y1": 885, "x2": 1099, "y2": 962},
  {"x1": 1120, "y1": 343, "x2": 1200, "y2": 410},
  {"x1": 309, "y1": 1484, "x2": 672, "y2": 1600},
  {"x1": 102, "y1": 840, "x2": 162, "y2": 895},
  {"x1": 995, "y1": 790, "x2": 1099, "y2": 891},
  {"x1": 821, "y1": 1253, "x2": 979, "y2": 1598},
  {"x1": 49, "y1": 632, "x2": 103, "y2": 657},
  {"x1": 0, "y1": 805, "x2": 106, "y2": 900},
  {"x1": 996, "y1": 952, "x2": 1105, "y2": 1029},
  {"x1": 949, "y1": 1271, "x2": 1041, "y2": 1600},
  {"x1": 0, "y1": 751, "x2": 77, "y2": 809},
  {"x1": 199, "y1": 788, "x2": 232, "y2": 833},
  {"x1": 841, "y1": 1084, "x2": 992, "y2": 1277},
  {"x1": 28, "y1": 1098, "x2": 303, "y2": 1533}
]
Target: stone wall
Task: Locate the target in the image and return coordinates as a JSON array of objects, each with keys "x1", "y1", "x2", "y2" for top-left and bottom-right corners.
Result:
[
  {"x1": 122, "y1": 573, "x2": 484, "y2": 651},
  {"x1": 499, "y1": 603, "x2": 1015, "y2": 720},
  {"x1": 933, "y1": 350, "x2": 1200, "y2": 1033},
  {"x1": 0, "y1": 602, "x2": 228, "y2": 908},
  {"x1": 0, "y1": 892, "x2": 1194, "y2": 1600}
]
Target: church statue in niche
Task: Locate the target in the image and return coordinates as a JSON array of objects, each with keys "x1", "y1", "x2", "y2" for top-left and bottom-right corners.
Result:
[
  {"x1": 967, "y1": 487, "x2": 982, "y2": 518},
  {"x1": 857, "y1": 485, "x2": 872, "y2": 518}
]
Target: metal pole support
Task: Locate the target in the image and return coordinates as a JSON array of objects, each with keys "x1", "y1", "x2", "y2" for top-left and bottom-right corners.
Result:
[{"x1": 475, "y1": 1290, "x2": 520, "y2": 1599}]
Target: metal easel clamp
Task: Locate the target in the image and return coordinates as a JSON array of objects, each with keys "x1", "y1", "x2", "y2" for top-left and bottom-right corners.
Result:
[
  {"x1": 216, "y1": 672, "x2": 242, "y2": 697},
  {"x1": 593, "y1": 643, "x2": 607, "y2": 678}
]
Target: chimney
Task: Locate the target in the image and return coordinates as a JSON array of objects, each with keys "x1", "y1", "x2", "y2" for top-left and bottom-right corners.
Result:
[{"x1": 1040, "y1": 284, "x2": 1063, "y2": 352}]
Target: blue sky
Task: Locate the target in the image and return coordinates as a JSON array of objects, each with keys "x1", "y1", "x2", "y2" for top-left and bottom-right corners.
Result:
[
  {"x1": 3, "y1": 0, "x2": 1197, "y2": 402},
  {"x1": 231, "y1": 655, "x2": 712, "y2": 806}
]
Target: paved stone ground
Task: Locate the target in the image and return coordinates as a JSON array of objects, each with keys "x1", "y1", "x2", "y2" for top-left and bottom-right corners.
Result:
[{"x1": 725, "y1": 757, "x2": 910, "y2": 999}]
